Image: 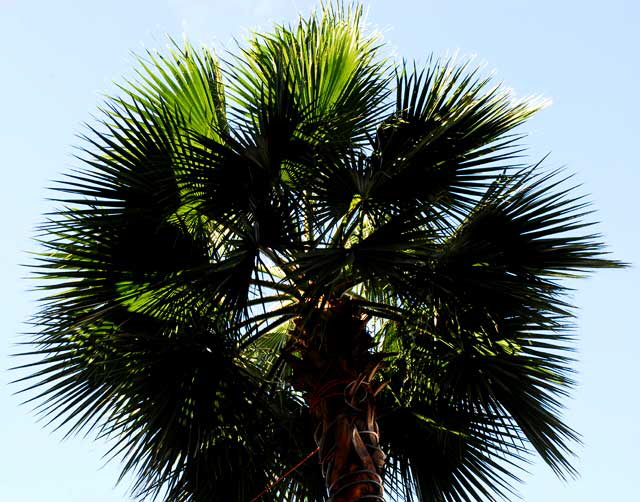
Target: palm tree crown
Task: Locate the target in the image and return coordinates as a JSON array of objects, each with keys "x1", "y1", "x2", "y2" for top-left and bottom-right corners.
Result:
[{"x1": 17, "y1": 4, "x2": 623, "y2": 501}]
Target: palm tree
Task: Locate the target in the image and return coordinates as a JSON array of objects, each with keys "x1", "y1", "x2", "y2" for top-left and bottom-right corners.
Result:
[{"x1": 17, "y1": 4, "x2": 623, "y2": 501}]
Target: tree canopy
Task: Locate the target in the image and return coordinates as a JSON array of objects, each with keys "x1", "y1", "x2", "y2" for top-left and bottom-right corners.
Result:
[{"x1": 16, "y1": 3, "x2": 623, "y2": 501}]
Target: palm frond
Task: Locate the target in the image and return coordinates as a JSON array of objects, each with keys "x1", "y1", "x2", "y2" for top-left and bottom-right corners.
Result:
[
  {"x1": 369, "y1": 58, "x2": 545, "y2": 217},
  {"x1": 17, "y1": 311, "x2": 315, "y2": 501},
  {"x1": 114, "y1": 39, "x2": 227, "y2": 141},
  {"x1": 368, "y1": 169, "x2": 623, "y2": 500},
  {"x1": 228, "y1": 2, "x2": 390, "y2": 148}
]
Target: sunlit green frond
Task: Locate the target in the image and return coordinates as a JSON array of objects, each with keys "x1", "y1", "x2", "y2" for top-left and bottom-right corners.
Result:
[
  {"x1": 115, "y1": 40, "x2": 227, "y2": 141},
  {"x1": 228, "y1": 2, "x2": 390, "y2": 146}
]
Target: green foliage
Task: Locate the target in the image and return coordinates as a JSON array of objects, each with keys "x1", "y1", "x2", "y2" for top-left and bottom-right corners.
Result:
[{"x1": 17, "y1": 3, "x2": 623, "y2": 501}]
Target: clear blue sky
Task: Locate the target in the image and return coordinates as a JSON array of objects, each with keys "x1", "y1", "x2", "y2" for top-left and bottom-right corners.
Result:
[{"x1": 1, "y1": 1, "x2": 637, "y2": 500}]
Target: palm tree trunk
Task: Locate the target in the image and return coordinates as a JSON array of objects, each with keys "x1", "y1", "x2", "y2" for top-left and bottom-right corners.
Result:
[{"x1": 284, "y1": 299, "x2": 387, "y2": 501}]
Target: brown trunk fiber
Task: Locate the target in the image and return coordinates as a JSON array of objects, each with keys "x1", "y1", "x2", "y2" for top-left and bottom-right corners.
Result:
[{"x1": 284, "y1": 298, "x2": 387, "y2": 501}]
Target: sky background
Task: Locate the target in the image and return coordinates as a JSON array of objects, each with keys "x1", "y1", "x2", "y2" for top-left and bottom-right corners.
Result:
[{"x1": 1, "y1": 0, "x2": 638, "y2": 500}]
